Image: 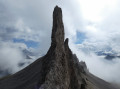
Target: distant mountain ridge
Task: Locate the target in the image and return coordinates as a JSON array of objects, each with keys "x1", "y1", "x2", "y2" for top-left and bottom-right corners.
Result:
[{"x1": 96, "y1": 51, "x2": 120, "y2": 60}]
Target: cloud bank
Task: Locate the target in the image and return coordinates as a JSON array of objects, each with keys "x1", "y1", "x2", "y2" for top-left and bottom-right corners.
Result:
[{"x1": 0, "y1": 42, "x2": 25, "y2": 73}]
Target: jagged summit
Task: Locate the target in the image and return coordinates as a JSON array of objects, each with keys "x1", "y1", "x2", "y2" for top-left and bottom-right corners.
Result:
[{"x1": 0, "y1": 6, "x2": 119, "y2": 89}]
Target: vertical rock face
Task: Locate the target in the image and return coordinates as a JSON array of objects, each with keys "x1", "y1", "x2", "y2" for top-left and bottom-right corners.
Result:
[{"x1": 0, "y1": 6, "x2": 119, "y2": 89}]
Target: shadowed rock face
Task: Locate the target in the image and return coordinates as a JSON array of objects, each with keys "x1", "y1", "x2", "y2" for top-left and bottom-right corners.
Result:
[{"x1": 0, "y1": 6, "x2": 119, "y2": 89}]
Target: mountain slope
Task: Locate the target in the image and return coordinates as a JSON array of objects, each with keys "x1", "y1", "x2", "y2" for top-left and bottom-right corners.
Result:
[{"x1": 0, "y1": 6, "x2": 119, "y2": 89}]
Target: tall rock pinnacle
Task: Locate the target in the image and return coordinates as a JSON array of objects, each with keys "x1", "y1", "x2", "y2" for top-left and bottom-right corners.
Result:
[
  {"x1": 51, "y1": 6, "x2": 64, "y2": 47},
  {"x1": 0, "y1": 6, "x2": 119, "y2": 89}
]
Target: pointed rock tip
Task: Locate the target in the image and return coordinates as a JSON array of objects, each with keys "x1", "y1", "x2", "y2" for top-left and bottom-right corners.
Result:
[
  {"x1": 54, "y1": 5, "x2": 62, "y2": 12},
  {"x1": 65, "y1": 38, "x2": 69, "y2": 45},
  {"x1": 64, "y1": 38, "x2": 69, "y2": 49},
  {"x1": 55, "y1": 5, "x2": 60, "y2": 9},
  {"x1": 53, "y1": 6, "x2": 62, "y2": 21}
]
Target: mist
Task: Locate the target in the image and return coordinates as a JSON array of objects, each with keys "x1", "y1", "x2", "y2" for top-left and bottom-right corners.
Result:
[
  {"x1": 68, "y1": 43, "x2": 120, "y2": 84},
  {"x1": 0, "y1": 42, "x2": 25, "y2": 74}
]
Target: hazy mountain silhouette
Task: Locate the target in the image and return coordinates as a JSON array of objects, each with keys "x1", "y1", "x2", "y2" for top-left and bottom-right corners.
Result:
[{"x1": 0, "y1": 6, "x2": 119, "y2": 89}]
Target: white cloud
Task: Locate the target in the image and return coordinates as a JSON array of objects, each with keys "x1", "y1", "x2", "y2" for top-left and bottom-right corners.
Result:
[
  {"x1": 69, "y1": 44, "x2": 120, "y2": 83},
  {"x1": 0, "y1": 42, "x2": 25, "y2": 73},
  {"x1": 62, "y1": 0, "x2": 120, "y2": 84}
]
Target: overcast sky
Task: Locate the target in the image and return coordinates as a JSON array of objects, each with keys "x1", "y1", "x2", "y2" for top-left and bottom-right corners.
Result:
[{"x1": 0, "y1": 0, "x2": 120, "y2": 83}]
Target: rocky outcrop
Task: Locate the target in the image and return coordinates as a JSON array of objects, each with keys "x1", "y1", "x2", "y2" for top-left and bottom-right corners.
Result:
[{"x1": 0, "y1": 6, "x2": 119, "y2": 89}]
